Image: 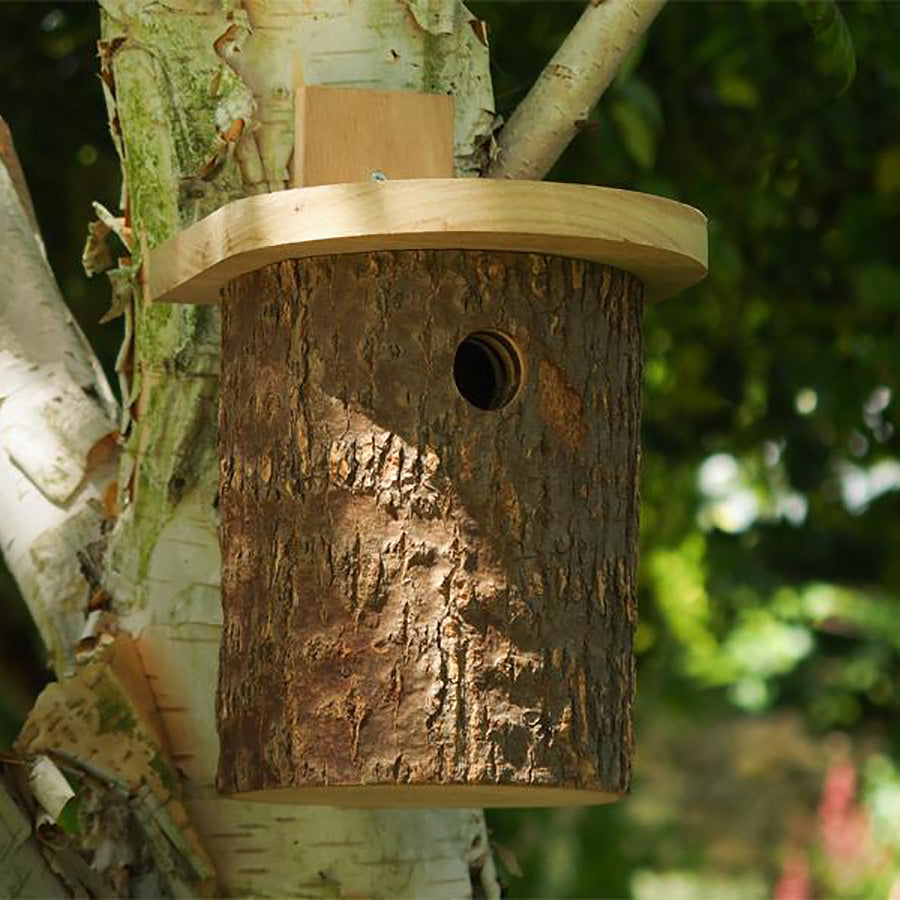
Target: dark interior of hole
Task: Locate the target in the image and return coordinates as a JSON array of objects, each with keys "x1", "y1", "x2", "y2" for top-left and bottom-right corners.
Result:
[{"x1": 453, "y1": 333, "x2": 521, "y2": 411}]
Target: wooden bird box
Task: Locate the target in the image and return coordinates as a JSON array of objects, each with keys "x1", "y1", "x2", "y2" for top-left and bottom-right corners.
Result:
[{"x1": 145, "y1": 87, "x2": 707, "y2": 808}]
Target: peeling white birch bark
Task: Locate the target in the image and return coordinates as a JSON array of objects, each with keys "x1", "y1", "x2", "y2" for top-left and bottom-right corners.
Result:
[
  {"x1": 489, "y1": 0, "x2": 667, "y2": 180},
  {"x1": 27, "y1": 756, "x2": 75, "y2": 822},
  {"x1": 0, "y1": 162, "x2": 118, "y2": 673}
]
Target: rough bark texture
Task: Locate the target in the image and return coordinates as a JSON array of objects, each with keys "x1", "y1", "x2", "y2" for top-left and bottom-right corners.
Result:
[{"x1": 218, "y1": 249, "x2": 642, "y2": 806}]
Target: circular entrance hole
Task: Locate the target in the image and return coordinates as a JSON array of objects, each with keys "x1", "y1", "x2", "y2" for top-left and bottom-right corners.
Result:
[{"x1": 453, "y1": 331, "x2": 523, "y2": 411}]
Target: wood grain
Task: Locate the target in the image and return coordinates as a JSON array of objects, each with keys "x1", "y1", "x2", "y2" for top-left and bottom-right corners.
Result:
[
  {"x1": 217, "y1": 249, "x2": 642, "y2": 806},
  {"x1": 230, "y1": 785, "x2": 621, "y2": 808},
  {"x1": 293, "y1": 85, "x2": 454, "y2": 187},
  {"x1": 146, "y1": 180, "x2": 707, "y2": 305}
]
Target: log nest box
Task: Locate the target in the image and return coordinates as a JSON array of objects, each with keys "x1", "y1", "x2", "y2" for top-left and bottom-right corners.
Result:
[{"x1": 145, "y1": 87, "x2": 708, "y2": 808}]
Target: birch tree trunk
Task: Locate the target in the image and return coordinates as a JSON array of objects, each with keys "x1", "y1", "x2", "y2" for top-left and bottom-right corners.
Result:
[
  {"x1": 2, "y1": 0, "x2": 672, "y2": 891},
  {"x1": 87, "y1": 0, "x2": 500, "y2": 895}
]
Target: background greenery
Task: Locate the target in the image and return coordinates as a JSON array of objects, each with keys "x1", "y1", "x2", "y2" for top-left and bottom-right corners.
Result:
[{"x1": 2, "y1": 2, "x2": 898, "y2": 897}]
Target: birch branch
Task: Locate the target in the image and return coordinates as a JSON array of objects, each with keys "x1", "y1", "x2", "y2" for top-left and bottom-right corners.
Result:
[
  {"x1": 0, "y1": 117, "x2": 119, "y2": 674},
  {"x1": 488, "y1": 0, "x2": 666, "y2": 180}
]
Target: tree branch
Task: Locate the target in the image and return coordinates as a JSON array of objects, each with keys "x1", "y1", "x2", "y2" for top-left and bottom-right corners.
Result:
[
  {"x1": 0, "y1": 117, "x2": 118, "y2": 674},
  {"x1": 488, "y1": 0, "x2": 666, "y2": 181}
]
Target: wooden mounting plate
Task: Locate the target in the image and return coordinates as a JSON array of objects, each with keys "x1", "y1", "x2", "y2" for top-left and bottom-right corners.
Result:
[
  {"x1": 145, "y1": 180, "x2": 708, "y2": 305},
  {"x1": 293, "y1": 85, "x2": 454, "y2": 187}
]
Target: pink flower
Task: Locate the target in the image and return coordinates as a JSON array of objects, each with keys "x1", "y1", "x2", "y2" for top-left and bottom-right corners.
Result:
[{"x1": 775, "y1": 850, "x2": 811, "y2": 900}]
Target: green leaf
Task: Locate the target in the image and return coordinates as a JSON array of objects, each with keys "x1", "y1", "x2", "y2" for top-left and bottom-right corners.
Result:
[
  {"x1": 55, "y1": 796, "x2": 80, "y2": 836},
  {"x1": 612, "y1": 103, "x2": 657, "y2": 169},
  {"x1": 617, "y1": 78, "x2": 664, "y2": 132},
  {"x1": 875, "y1": 145, "x2": 900, "y2": 195},
  {"x1": 613, "y1": 33, "x2": 649, "y2": 88},
  {"x1": 799, "y1": 0, "x2": 857, "y2": 96},
  {"x1": 715, "y1": 70, "x2": 759, "y2": 109},
  {"x1": 853, "y1": 263, "x2": 900, "y2": 312},
  {"x1": 610, "y1": 80, "x2": 663, "y2": 171}
]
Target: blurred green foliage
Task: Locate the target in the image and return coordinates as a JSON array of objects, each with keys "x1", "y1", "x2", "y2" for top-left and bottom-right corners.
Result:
[
  {"x1": 2, "y1": 1, "x2": 899, "y2": 897},
  {"x1": 473, "y1": 0, "x2": 900, "y2": 895}
]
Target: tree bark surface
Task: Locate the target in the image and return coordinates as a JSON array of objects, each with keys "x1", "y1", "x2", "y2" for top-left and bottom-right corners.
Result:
[{"x1": 218, "y1": 249, "x2": 642, "y2": 806}]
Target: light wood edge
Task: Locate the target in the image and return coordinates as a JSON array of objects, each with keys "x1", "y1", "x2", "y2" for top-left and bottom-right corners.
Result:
[
  {"x1": 146, "y1": 180, "x2": 708, "y2": 305},
  {"x1": 226, "y1": 784, "x2": 624, "y2": 809}
]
